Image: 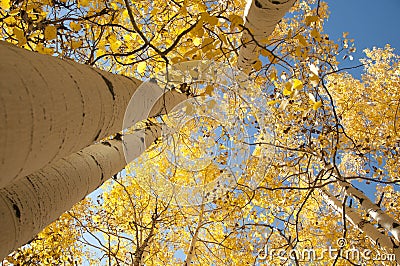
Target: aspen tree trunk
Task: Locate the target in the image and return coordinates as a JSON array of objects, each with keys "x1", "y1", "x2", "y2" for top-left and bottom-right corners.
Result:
[
  {"x1": 184, "y1": 203, "x2": 205, "y2": 266},
  {"x1": 0, "y1": 139, "x2": 125, "y2": 259},
  {"x1": 338, "y1": 179, "x2": 400, "y2": 242},
  {"x1": 237, "y1": 0, "x2": 296, "y2": 73},
  {"x1": 0, "y1": 82, "x2": 187, "y2": 259},
  {"x1": 0, "y1": 41, "x2": 141, "y2": 187},
  {"x1": 320, "y1": 188, "x2": 400, "y2": 264},
  {"x1": 0, "y1": 121, "x2": 173, "y2": 259},
  {"x1": 326, "y1": 164, "x2": 400, "y2": 243},
  {"x1": 0, "y1": 127, "x2": 161, "y2": 259}
]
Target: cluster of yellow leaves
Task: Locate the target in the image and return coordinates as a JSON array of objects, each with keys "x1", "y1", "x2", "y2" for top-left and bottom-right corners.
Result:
[
  {"x1": 328, "y1": 45, "x2": 400, "y2": 181},
  {"x1": 0, "y1": 0, "x2": 10, "y2": 10},
  {"x1": 0, "y1": 0, "x2": 245, "y2": 72}
]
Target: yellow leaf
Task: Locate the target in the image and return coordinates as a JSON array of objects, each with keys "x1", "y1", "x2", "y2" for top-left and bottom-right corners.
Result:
[
  {"x1": 3, "y1": 16, "x2": 15, "y2": 26},
  {"x1": 193, "y1": 26, "x2": 204, "y2": 37},
  {"x1": 296, "y1": 35, "x2": 308, "y2": 47},
  {"x1": 137, "y1": 61, "x2": 147, "y2": 74},
  {"x1": 193, "y1": 37, "x2": 202, "y2": 46},
  {"x1": 291, "y1": 79, "x2": 303, "y2": 90},
  {"x1": 270, "y1": 70, "x2": 277, "y2": 81},
  {"x1": 311, "y1": 28, "x2": 321, "y2": 42},
  {"x1": 79, "y1": 0, "x2": 89, "y2": 7},
  {"x1": 203, "y1": 37, "x2": 214, "y2": 46},
  {"x1": 253, "y1": 60, "x2": 262, "y2": 71},
  {"x1": 70, "y1": 22, "x2": 82, "y2": 32},
  {"x1": 201, "y1": 38, "x2": 214, "y2": 52},
  {"x1": 295, "y1": 46, "x2": 302, "y2": 58},
  {"x1": 171, "y1": 57, "x2": 181, "y2": 64},
  {"x1": 183, "y1": 49, "x2": 197, "y2": 58},
  {"x1": 201, "y1": 13, "x2": 218, "y2": 26},
  {"x1": 261, "y1": 49, "x2": 271, "y2": 57},
  {"x1": 377, "y1": 157, "x2": 383, "y2": 166},
  {"x1": 196, "y1": 2, "x2": 207, "y2": 12},
  {"x1": 8, "y1": 9, "x2": 18, "y2": 16},
  {"x1": 283, "y1": 87, "x2": 292, "y2": 96},
  {"x1": 179, "y1": 6, "x2": 188, "y2": 16},
  {"x1": 0, "y1": 0, "x2": 10, "y2": 10},
  {"x1": 44, "y1": 25, "x2": 57, "y2": 40},
  {"x1": 13, "y1": 28, "x2": 26, "y2": 45},
  {"x1": 36, "y1": 43, "x2": 53, "y2": 55},
  {"x1": 312, "y1": 100, "x2": 322, "y2": 110},
  {"x1": 261, "y1": 49, "x2": 276, "y2": 63},
  {"x1": 220, "y1": 34, "x2": 227, "y2": 45},
  {"x1": 110, "y1": 40, "x2": 121, "y2": 52},
  {"x1": 204, "y1": 85, "x2": 213, "y2": 96},
  {"x1": 122, "y1": 9, "x2": 129, "y2": 19},
  {"x1": 229, "y1": 14, "x2": 243, "y2": 31},
  {"x1": 305, "y1": 15, "x2": 319, "y2": 26},
  {"x1": 71, "y1": 40, "x2": 82, "y2": 49},
  {"x1": 18, "y1": 36, "x2": 27, "y2": 46},
  {"x1": 93, "y1": 215, "x2": 99, "y2": 223},
  {"x1": 283, "y1": 82, "x2": 293, "y2": 96},
  {"x1": 110, "y1": 2, "x2": 118, "y2": 10},
  {"x1": 96, "y1": 48, "x2": 106, "y2": 57}
]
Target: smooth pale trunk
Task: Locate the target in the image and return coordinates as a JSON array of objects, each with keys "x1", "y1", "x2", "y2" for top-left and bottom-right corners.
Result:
[
  {"x1": 338, "y1": 179, "x2": 400, "y2": 242},
  {"x1": 184, "y1": 203, "x2": 205, "y2": 266},
  {"x1": 0, "y1": 127, "x2": 162, "y2": 259},
  {"x1": 321, "y1": 188, "x2": 400, "y2": 264},
  {"x1": 326, "y1": 164, "x2": 400, "y2": 243},
  {"x1": 0, "y1": 41, "x2": 141, "y2": 187},
  {"x1": 0, "y1": 86, "x2": 187, "y2": 259},
  {"x1": 237, "y1": 0, "x2": 295, "y2": 73},
  {"x1": 0, "y1": 139, "x2": 125, "y2": 259}
]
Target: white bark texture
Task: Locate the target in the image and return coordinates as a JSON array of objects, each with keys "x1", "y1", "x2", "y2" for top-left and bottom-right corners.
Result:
[
  {"x1": 0, "y1": 40, "x2": 189, "y2": 258},
  {"x1": 184, "y1": 203, "x2": 204, "y2": 266},
  {"x1": 0, "y1": 84, "x2": 187, "y2": 259},
  {"x1": 321, "y1": 188, "x2": 400, "y2": 264},
  {"x1": 338, "y1": 180, "x2": 400, "y2": 243},
  {"x1": 237, "y1": 0, "x2": 295, "y2": 73},
  {"x1": 0, "y1": 41, "x2": 141, "y2": 187},
  {"x1": 0, "y1": 128, "x2": 161, "y2": 259},
  {"x1": 0, "y1": 139, "x2": 125, "y2": 259}
]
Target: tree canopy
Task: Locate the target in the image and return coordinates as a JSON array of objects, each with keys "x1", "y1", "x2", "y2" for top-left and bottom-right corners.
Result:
[{"x1": 1, "y1": 0, "x2": 399, "y2": 265}]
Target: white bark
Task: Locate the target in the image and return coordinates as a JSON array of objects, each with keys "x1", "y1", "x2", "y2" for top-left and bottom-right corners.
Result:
[
  {"x1": 326, "y1": 164, "x2": 400, "y2": 243},
  {"x1": 338, "y1": 179, "x2": 400, "y2": 243},
  {"x1": 184, "y1": 204, "x2": 205, "y2": 266},
  {"x1": 0, "y1": 71, "x2": 187, "y2": 259},
  {"x1": 0, "y1": 128, "x2": 161, "y2": 259},
  {"x1": 0, "y1": 41, "x2": 141, "y2": 187},
  {"x1": 0, "y1": 139, "x2": 125, "y2": 259},
  {"x1": 237, "y1": 0, "x2": 295, "y2": 73},
  {"x1": 320, "y1": 188, "x2": 400, "y2": 264}
]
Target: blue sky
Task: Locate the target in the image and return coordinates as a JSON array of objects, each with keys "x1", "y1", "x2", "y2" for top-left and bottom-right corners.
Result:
[{"x1": 324, "y1": 0, "x2": 400, "y2": 77}]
